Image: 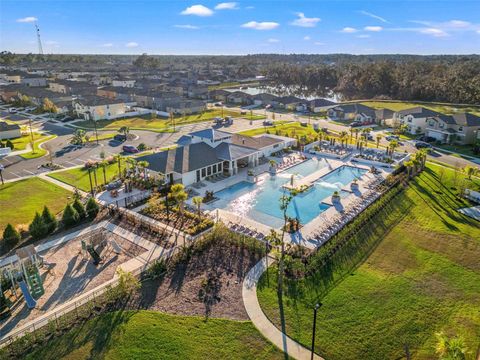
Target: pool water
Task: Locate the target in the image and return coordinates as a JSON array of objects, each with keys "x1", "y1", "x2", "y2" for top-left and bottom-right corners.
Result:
[{"x1": 214, "y1": 159, "x2": 367, "y2": 228}]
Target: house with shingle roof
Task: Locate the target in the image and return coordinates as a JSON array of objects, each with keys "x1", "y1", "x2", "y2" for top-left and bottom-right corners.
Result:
[
  {"x1": 0, "y1": 121, "x2": 21, "y2": 140},
  {"x1": 136, "y1": 128, "x2": 296, "y2": 186},
  {"x1": 393, "y1": 107, "x2": 441, "y2": 135},
  {"x1": 426, "y1": 112, "x2": 480, "y2": 144},
  {"x1": 327, "y1": 103, "x2": 377, "y2": 122}
]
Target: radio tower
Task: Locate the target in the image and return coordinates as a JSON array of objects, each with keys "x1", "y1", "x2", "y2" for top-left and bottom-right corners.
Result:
[{"x1": 35, "y1": 23, "x2": 44, "y2": 55}]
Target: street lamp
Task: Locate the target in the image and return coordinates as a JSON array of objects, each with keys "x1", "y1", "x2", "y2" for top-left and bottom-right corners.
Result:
[
  {"x1": 311, "y1": 302, "x2": 322, "y2": 360},
  {"x1": 265, "y1": 239, "x2": 270, "y2": 286}
]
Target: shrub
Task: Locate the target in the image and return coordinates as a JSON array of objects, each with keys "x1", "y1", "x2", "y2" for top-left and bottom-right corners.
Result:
[
  {"x1": 41, "y1": 206, "x2": 57, "y2": 234},
  {"x1": 29, "y1": 212, "x2": 48, "y2": 239},
  {"x1": 62, "y1": 204, "x2": 79, "y2": 227},
  {"x1": 85, "y1": 197, "x2": 100, "y2": 220},
  {"x1": 6, "y1": 140, "x2": 14, "y2": 150},
  {"x1": 2, "y1": 223, "x2": 21, "y2": 250},
  {"x1": 72, "y1": 198, "x2": 86, "y2": 219}
]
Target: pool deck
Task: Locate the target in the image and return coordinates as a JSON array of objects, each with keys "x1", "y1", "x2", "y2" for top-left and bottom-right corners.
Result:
[{"x1": 197, "y1": 153, "x2": 391, "y2": 250}]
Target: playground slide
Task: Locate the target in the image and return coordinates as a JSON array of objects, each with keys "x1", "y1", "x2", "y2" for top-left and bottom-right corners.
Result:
[
  {"x1": 87, "y1": 246, "x2": 101, "y2": 265},
  {"x1": 19, "y1": 280, "x2": 37, "y2": 309}
]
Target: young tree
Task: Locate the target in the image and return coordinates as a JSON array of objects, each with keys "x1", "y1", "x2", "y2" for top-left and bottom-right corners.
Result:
[
  {"x1": 118, "y1": 126, "x2": 130, "y2": 138},
  {"x1": 42, "y1": 206, "x2": 58, "y2": 234},
  {"x1": 86, "y1": 197, "x2": 100, "y2": 220},
  {"x1": 29, "y1": 212, "x2": 48, "y2": 239},
  {"x1": 192, "y1": 196, "x2": 203, "y2": 222},
  {"x1": 71, "y1": 129, "x2": 86, "y2": 145},
  {"x1": 62, "y1": 204, "x2": 80, "y2": 227},
  {"x1": 99, "y1": 160, "x2": 108, "y2": 184},
  {"x1": 435, "y1": 332, "x2": 468, "y2": 360},
  {"x1": 169, "y1": 183, "x2": 188, "y2": 215},
  {"x1": 2, "y1": 223, "x2": 21, "y2": 250},
  {"x1": 72, "y1": 198, "x2": 86, "y2": 219},
  {"x1": 376, "y1": 134, "x2": 382, "y2": 148},
  {"x1": 278, "y1": 194, "x2": 292, "y2": 296}
]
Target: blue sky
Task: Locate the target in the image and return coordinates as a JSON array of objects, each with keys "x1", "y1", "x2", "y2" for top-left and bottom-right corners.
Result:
[{"x1": 1, "y1": 1, "x2": 479, "y2": 55}]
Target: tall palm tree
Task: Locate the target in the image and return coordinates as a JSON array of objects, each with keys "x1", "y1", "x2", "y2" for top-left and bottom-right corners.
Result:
[
  {"x1": 192, "y1": 196, "x2": 203, "y2": 222},
  {"x1": 126, "y1": 157, "x2": 138, "y2": 176},
  {"x1": 113, "y1": 154, "x2": 123, "y2": 178},
  {"x1": 169, "y1": 183, "x2": 188, "y2": 215},
  {"x1": 404, "y1": 160, "x2": 414, "y2": 178},
  {"x1": 278, "y1": 194, "x2": 292, "y2": 295},
  {"x1": 339, "y1": 131, "x2": 348, "y2": 148},
  {"x1": 388, "y1": 140, "x2": 398, "y2": 158},
  {"x1": 99, "y1": 160, "x2": 108, "y2": 185},
  {"x1": 375, "y1": 134, "x2": 382, "y2": 148}
]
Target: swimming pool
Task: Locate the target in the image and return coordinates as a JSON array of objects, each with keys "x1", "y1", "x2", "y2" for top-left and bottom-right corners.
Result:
[{"x1": 214, "y1": 159, "x2": 367, "y2": 228}]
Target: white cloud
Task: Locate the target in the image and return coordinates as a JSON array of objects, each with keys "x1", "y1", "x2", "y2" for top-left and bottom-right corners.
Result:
[
  {"x1": 341, "y1": 27, "x2": 358, "y2": 33},
  {"x1": 356, "y1": 34, "x2": 371, "y2": 38},
  {"x1": 174, "y1": 24, "x2": 200, "y2": 29},
  {"x1": 215, "y1": 2, "x2": 238, "y2": 10},
  {"x1": 477, "y1": 30, "x2": 480, "y2": 34},
  {"x1": 16, "y1": 16, "x2": 38, "y2": 23},
  {"x1": 419, "y1": 28, "x2": 448, "y2": 37},
  {"x1": 245, "y1": 6, "x2": 255, "y2": 10},
  {"x1": 364, "y1": 26, "x2": 383, "y2": 32},
  {"x1": 291, "y1": 12, "x2": 320, "y2": 28},
  {"x1": 303, "y1": 35, "x2": 311, "y2": 40},
  {"x1": 241, "y1": 21, "x2": 279, "y2": 30},
  {"x1": 314, "y1": 41, "x2": 325, "y2": 45},
  {"x1": 102, "y1": 43, "x2": 113, "y2": 47},
  {"x1": 267, "y1": 38, "x2": 280, "y2": 43},
  {"x1": 181, "y1": 4, "x2": 214, "y2": 17},
  {"x1": 359, "y1": 11, "x2": 388, "y2": 23},
  {"x1": 447, "y1": 20, "x2": 471, "y2": 28},
  {"x1": 125, "y1": 42, "x2": 139, "y2": 48}
]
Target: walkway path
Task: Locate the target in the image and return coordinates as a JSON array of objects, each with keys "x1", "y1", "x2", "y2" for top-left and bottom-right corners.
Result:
[{"x1": 242, "y1": 258, "x2": 324, "y2": 360}]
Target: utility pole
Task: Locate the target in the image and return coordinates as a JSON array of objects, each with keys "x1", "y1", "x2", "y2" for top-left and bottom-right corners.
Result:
[
  {"x1": 35, "y1": 23, "x2": 44, "y2": 55},
  {"x1": 311, "y1": 303, "x2": 322, "y2": 360},
  {"x1": 28, "y1": 118, "x2": 35, "y2": 154},
  {"x1": 0, "y1": 164, "x2": 4, "y2": 185}
]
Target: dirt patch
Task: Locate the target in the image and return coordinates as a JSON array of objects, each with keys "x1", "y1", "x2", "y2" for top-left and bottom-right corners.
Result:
[{"x1": 131, "y1": 239, "x2": 262, "y2": 320}]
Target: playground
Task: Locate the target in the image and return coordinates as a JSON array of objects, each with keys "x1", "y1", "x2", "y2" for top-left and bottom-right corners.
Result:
[{"x1": 0, "y1": 224, "x2": 148, "y2": 337}]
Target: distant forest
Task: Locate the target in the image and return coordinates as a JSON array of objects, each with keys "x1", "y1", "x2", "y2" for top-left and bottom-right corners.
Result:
[{"x1": 1, "y1": 51, "x2": 479, "y2": 104}]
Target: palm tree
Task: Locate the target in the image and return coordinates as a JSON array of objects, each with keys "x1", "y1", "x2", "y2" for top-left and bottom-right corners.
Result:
[
  {"x1": 435, "y1": 332, "x2": 468, "y2": 360},
  {"x1": 404, "y1": 160, "x2": 414, "y2": 178},
  {"x1": 126, "y1": 157, "x2": 138, "y2": 175},
  {"x1": 388, "y1": 140, "x2": 398, "y2": 158},
  {"x1": 113, "y1": 154, "x2": 123, "y2": 178},
  {"x1": 169, "y1": 183, "x2": 188, "y2": 215},
  {"x1": 463, "y1": 165, "x2": 477, "y2": 180},
  {"x1": 339, "y1": 131, "x2": 348, "y2": 148},
  {"x1": 192, "y1": 196, "x2": 203, "y2": 222},
  {"x1": 99, "y1": 160, "x2": 108, "y2": 185},
  {"x1": 278, "y1": 194, "x2": 292, "y2": 295},
  {"x1": 354, "y1": 128, "x2": 360, "y2": 143},
  {"x1": 376, "y1": 134, "x2": 382, "y2": 148},
  {"x1": 118, "y1": 126, "x2": 130, "y2": 138}
]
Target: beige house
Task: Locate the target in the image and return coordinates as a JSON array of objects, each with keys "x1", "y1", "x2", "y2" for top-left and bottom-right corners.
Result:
[
  {"x1": 426, "y1": 113, "x2": 480, "y2": 145},
  {"x1": 74, "y1": 96, "x2": 127, "y2": 121},
  {"x1": 393, "y1": 107, "x2": 440, "y2": 135}
]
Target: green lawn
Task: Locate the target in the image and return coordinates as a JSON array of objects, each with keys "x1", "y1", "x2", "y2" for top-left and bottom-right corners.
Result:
[
  {"x1": 239, "y1": 121, "x2": 315, "y2": 138},
  {"x1": 8, "y1": 132, "x2": 46, "y2": 151},
  {"x1": 24, "y1": 310, "x2": 283, "y2": 360},
  {"x1": 74, "y1": 109, "x2": 264, "y2": 132},
  {"x1": 0, "y1": 177, "x2": 72, "y2": 230},
  {"x1": 48, "y1": 161, "x2": 125, "y2": 192},
  {"x1": 20, "y1": 135, "x2": 57, "y2": 159},
  {"x1": 257, "y1": 163, "x2": 480, "y2": 360},
  {"x1": 358, "y1": 100, "x2": 480, "y2": 116}
]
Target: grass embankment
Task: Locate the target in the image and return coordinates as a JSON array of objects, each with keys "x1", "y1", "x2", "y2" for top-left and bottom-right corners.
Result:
[
  {"x1": 74, "y1": 109, "x2": 264, "y2": 132},
  {"x1": 8, "y1": 132, "x2": 46, "y2": 151},
  {"x1": 48, "y1": 161, "x2": 126, "y2": 192},
  {"x1": 0, "y1": 177, "x2": 72, "y2": 230},
  {"x1": 358, "y1": 100, "x2": 480, "y2": 116},
  {"x1": 257, "y1": 163, "x2": 480, "y2": 360},
  {"x1": 23, "y1": 310, "x2": 281, "y2": 360},
  {"x1": 20, "y1": 134, "x2": 57, "y2": 159}
]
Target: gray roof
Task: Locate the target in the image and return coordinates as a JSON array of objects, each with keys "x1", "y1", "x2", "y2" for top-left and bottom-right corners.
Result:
[
  {"x1": 231, "y1": 133, "x2": 283, "y2": 149},
  {"x1": 333, "y1": 103, "x2": 376, "y2": 116},
  {"x1": 137, "y1": 142, "x2": 221, "y2": 174},
  {"x1": 0, "y1": 121, "x2": 20, "y2": 132},
  {"x1": 434, "y1": 112, "x2": 480, "y2": 127},
  {"x1": 309, "y1": 98, "x2": 336, "y2": 107},
  {"x1": 252, "y1": 93, "x2": 279, "y2": 102},
  {"x1": 396, "y1": 107, "x2": 439, "y2": 118},
  {"x1": 76, "y1": 95, "x2": 125, "y2": 106},
  {"x1": 278, "y1": 95, "x2": 303, "y2": 104},
  {"x1": 215, "y1": 142, "x2": 256, "y2": 161},
  {"x1": 375, "y1": 108, "x2": 394, "y2": 119},
  {"x1": 189, "y1": 128, "x2": 232, "y2": 141}
]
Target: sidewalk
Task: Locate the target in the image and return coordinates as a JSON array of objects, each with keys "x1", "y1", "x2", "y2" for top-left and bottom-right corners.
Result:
[{"x1": 242, "y1": 258, "x2": 324, "y2": 360}]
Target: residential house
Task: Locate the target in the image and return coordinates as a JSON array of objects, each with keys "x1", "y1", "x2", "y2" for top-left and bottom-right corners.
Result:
[
  {"x1": 277, "y1": 96, "x2": 304, "y2": 111},
  {"x1": 309, "y1": 98, "x2": 336, "y2": 113},
  {"x1": 394, "y1": 107, "x2": 440, "y2": 135},
  {"x1": 136, "y1": 128, "x2": 295, "y2": 186},
  {"x1": 166, "y1": 100, "x2": 206, "y2": 115},
  {"x1": 327, "y1": 103, "x2": 377, "y2": 122},
  {"x1": 252, "y1": 93, "x2": 279, "y2": 107},
  {"x1": 209, "y1": 89, "x2": 229, "y2": 103},
  {"x1": 111, "y1": 78, "x2": 136, "y2": 88},
  {"x1": 21, "y1": 74, "x2": 48, "y2": 87},
  {"x1": 73, "y1": 96, "x2": 127, "y2": 121},
  {"x1": 426, "y1": 113, "x2": 480, "y2": 145},
  {"x1": 374, "y1": 108, "x2": 395, "y2": 125},
  {"x1": 226, "y1": 91, "x2": 252, "y2": 105},
  {"x1": 0, "y1": 71, "x2": 22, "y2": 84},
  {"x1": 49, "y1": 80, "x2": 96, "y2": 96},
  {"x1": 0, "y1": 121, "x2": 21, "y2": 140}
]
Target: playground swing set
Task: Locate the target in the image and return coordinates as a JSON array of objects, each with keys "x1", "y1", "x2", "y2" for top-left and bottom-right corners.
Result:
[
  {"x1": 0, "y1": 245, "x2": 47, "y2": 315},
  {"x1": 79, "y1": 228, "x2": 123, "y2": 266}
]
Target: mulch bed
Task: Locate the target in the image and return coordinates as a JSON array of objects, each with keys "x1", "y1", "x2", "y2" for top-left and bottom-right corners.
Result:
[{"x1": 130, "y1": 239, "x2": 262, "y2": 320}]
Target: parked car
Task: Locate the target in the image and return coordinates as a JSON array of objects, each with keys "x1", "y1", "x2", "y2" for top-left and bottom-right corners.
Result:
[
  {"x1": 113, "y1": 134, "x2": 127, "y2": 142},
  {"x1": 123, "y1": 145, "x2": 139, "y2": 153},
  {"x1": 214, "y1": 102, "x2": 222, "y2": 107},
  {"x1": 415, "y1": 141, "x2": 433, "y2": 149},
  {"x1": 8, "y1": 107, "x2": 18, "y2": 113},
  {"x1": 263, "y1": 120, "x2": 273, "y2": 126},
  {"x1": 385, "y1": 135, "x2": 400, "y2": 141},
  {"x1": 60, "y1": 116, "x2": 74, "y2": 122},
  {"x1": 418, "y1": 135, "x2": 436, "y2": 143}
]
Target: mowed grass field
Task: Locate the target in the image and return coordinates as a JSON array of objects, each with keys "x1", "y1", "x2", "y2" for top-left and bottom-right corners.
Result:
[
  {"x1": 74, "y1": 109, "x2": 264, "y2": 132},
  {"x1": 358, "y1": 100, "x2": 480, "y2": 116},
  {"x1": 257, "y1": 163, "x2": 480, "y2": 360},
  {"x1": 0, "y1": 177, "x2": 72, "y2": 230},
  {"x1": 24, "y1": 310, "x2": 283, "y2": 360},
  {"x1": 48, "y1": 161, "x2": 125, "y2": 192}
]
